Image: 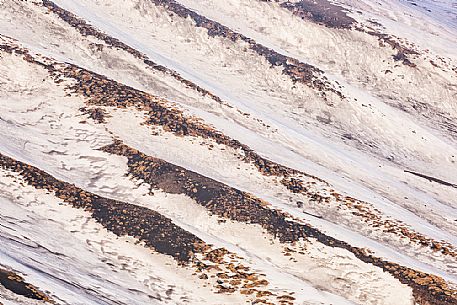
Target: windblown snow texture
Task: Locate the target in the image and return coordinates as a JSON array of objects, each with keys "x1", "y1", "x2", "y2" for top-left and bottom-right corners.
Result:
[{"x1": 0, "y1": 1, "x2": 456, "y2": 305}]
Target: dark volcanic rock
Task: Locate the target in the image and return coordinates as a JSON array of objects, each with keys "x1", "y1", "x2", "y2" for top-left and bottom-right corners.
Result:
[
  {"x1": 41, "y1": 0, "x2": 225, "y2": 105},
  {"x1": 0, "y1": 152, "x2": 203, "y2": 263},
  {"x1": 100, "y1": 140, "x2": 312, "y2": 243},
  {"x1": 1, "y1": 39, "x2": 455, "y2": 305},
  {"x1": 0, "y1": 268, "x2": 52, "y2": 302},
  {"x1": 0, "y1": 152, "x2": 282, "y2": 301},
  {"x1": 147, "y1": 0, "x2": 341, "y2": 95},
  {"x1": 79, "y1": 107, "x2": 109, "y2": 124},
  {"x1": 268, "y1": 0, "x2": 356, "y2": 29},
  {"x1": 99, "y1": 140, "x2": 457, "y2": 305}
]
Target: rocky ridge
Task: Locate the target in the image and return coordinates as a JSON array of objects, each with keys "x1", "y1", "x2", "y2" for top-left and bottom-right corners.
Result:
[
  {"x1": 2, "y1": 36, "x2": 455, "y2": 270},
  {"x1": 1, "y1": 1, "x2": 456, "y2": 303},
  {"x1": 0, "y1": 152, "x2": 293, "y2": 304},
  {"x1": 99, "y1": 140, "x2": 457, "y2": 305},
  {"x1": 0, "y1": 268, "x2": 52, "y2": 303}
]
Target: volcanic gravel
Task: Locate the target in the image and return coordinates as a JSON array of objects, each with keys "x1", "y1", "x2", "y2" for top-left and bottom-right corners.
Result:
[
  {"x1": 1, "y1": 38, "x2": 455, "y2": 305},
  {"x1": 100, "y1": 140, "x2": 457, "y2": 305},
  {"x1": 2, "y1": 39, "x2": 453, "y2": 262},
  {"x1": 0, "y1": 268, "x2": 52, "y2": 302},
  {"x1": 0, "y1": 153, "x2": 289, "y2": 303},
  {"x1": 41, "y1": 0, "x2": 226, "y2": 106},
  {"x1": 261, "y1": 0, "x2": 355, "y2": 29},
  {"x1": 0, "y1": 153, "x2": 203, "y2": 263}
]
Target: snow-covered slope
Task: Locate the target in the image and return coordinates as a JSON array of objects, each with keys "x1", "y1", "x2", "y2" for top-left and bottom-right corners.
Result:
[{"x1": 0, "y1": 1, "x2": 456, "y2": 305}]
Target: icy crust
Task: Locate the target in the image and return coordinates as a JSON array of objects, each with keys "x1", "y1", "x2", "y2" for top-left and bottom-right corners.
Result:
[
  {"x1": 1, "y1": 36, "x2": 456, "y2": 260},
  {"x1": 176, "y1": 0, "x2": 457, "y2": 159},
  {"x1": 51, "y1": 47, "x2": 457, "y2": 262},
  {"x1": 0, "y1": 39, "x2": 456, "y2": 270},
  {"x1": 0, "y1": 122, "x2": 416, "y2": 305},
  {"x1": 1, "y1": 0, "x2": 456, "y2": 252},
  {"x1": 0, "y1": 0, "x2": 279, "y2": 151},
  {"x1": 0, "y1": 45, "x2": 456, "y2": 305},
  {"x1": 1, "y1": 2, "x2": 457, "y2": 304},
  {"x1": 0, "y1": 156, "x2": 400, "y2": 305},
  {"x1": 0, "y1": 42, "x2": 411, "y2": 305},
  {"x1": 0, "y1": 173, "x2": 249, "y2": 305},
  {"x1": 0, "y1": 109, "x2": 413, "y2": 305},
  {"x1": 104, "y1": 109, "x2": 457, "y2": 279},
  {"x1": 37, "y1": 0, "x2": 457, "y2": 236}
]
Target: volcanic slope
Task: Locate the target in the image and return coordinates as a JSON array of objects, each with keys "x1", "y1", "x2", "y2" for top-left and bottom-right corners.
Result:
[{"x1": 0, "y1": 1, "x2": 456, "y2": 305}]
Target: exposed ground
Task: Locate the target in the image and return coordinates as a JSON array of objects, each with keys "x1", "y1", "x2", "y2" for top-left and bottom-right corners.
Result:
[{"x1": 0, "y1": 1, "x2": 456, "y2": 304}]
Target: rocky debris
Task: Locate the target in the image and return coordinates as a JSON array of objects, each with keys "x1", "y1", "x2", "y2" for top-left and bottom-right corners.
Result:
[
  {"x1": 47, "y1": 52, "x2": 325, "y2": 184},
  {"x1": 191, "y1": 245, "x2": 284, "y2": 300},
  {"x1": 4, "y1": 36, "x2": 457, "y2": 263},
  {"x1": 148, "y1": 0, "x2": 342, "y2": 97},
  {"x1": 0, "y1": 38, "x2": 325, "y2": 186},
  {"x1": 100, "y1": 141, "x2": 457, "y2": 305},
  {"x1": 261, "y1": 0, "x2": 355, "y2": 29},
  {"x1": 2, "y1": 40, "x2": 456, "y2": 305},
  {"x1": 281, "y1": 177, "x2": 309, "y2": 193},
  {"x1": 0, "y1": 267, "x2": 52, "y2": 302},
  {"x1": 0, "y1": 153, "x2": 285, "y2": 303},
  {"x1": 40, "y1": 0, "x2": 226, "y2": 106},
  {"x1": 4, "y1": 39, "x2": 454, "y2": 266},
  {"x1": 365, "y1": 30, "x2": 418, "y2": 67},
  {"x1": 79, "y1": 107, "x2": 109, "y2": 124},
  {"x1": 100, "y1": 140, "x2": 312, "y2": 243},
  {"x1": 263, "y1": 0, "x2": 418, "y2": 67},
  {"x1": 0, "y1": 152, "x2": 202, "y2": 263},
  {"x1": 393, "y1": 51, "x2": 416, "y2": 67},
  {"x1": 352, "y1": 253, "x2": 457, "y2": 305},
  {"x1": 281, "y1": 175, "x2": 457, "y2": 260}
]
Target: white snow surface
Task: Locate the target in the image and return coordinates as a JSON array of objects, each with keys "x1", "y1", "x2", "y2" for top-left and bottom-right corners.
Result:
[{"x1": 0, "y1": 0, "x2": 456, "y2": 304}]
